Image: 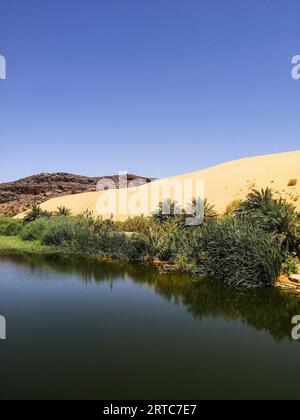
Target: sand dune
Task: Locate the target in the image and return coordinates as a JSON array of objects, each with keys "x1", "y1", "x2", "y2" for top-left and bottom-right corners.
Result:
[{"x1": 16, "y1": 151, "x2": 300, "y2": 220}]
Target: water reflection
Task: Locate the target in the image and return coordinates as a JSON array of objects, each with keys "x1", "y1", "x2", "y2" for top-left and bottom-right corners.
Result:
[{"x1": 1, "y1": 254, "x2": 300, "y2": 342}]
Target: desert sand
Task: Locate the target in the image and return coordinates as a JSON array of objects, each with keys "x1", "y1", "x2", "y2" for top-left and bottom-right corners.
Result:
[{"x1": 16, "y1": 150, "x2": 300, "y2": 220}]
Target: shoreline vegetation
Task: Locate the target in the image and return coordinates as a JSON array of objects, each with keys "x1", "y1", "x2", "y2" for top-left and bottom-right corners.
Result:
[{"x1": 0, "y1": 188, "x2": 299, "y2": 290}]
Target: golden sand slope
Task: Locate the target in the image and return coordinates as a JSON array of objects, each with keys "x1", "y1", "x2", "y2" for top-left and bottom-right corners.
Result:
[{"x1": 16, "y1": 151, "x2": 300, "y2": 220}]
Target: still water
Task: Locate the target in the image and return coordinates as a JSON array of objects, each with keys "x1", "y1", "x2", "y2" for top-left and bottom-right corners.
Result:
[{"x1": 0, "y1": 254, "x2": 299, "y2": 400}]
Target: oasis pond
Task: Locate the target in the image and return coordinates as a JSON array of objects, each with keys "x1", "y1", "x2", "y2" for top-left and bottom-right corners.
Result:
[{"x1": 0, "y1": 254, "x2": 299, "y2": 400}]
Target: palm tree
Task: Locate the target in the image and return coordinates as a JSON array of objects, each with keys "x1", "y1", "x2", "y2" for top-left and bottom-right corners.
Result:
[
  {"x1": 235, "y1": 188, "x2": 273, "y2": 214},
  {"x1": 153, "y1": 199, "x2": 184, "y2": 224},
  {"x1": 235, "y1": 188, "x2": 299, "y2": 251},
  {"x1": 186, "y1": 198, "x2": 218, "y2": 222},
  {"x1": 23, "y1": 204, "x2": 52, "y2": 223},
  {"x1": 56, "y1": 206, "x2": 71, "y2": 216}
]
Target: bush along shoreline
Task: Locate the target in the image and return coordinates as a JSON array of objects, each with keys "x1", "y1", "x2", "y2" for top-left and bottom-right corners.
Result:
[{"x1": 0, "y1": 188, "x2": 299, "y2": 288}]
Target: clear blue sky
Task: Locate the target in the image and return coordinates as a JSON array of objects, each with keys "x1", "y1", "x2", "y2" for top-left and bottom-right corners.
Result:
[{"x1": 0, "y1": 0, "x2": 299, "y2": 182}]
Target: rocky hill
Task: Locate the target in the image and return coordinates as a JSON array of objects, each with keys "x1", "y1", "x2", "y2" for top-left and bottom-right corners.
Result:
[{"x1": 0, "y1": 172, "x2": 154, "y2": 217}]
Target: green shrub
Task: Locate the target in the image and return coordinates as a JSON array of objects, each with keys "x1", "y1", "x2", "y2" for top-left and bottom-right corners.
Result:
[
  {"x1": 201, "y1": 218, "x2": 282, "y2": 288},
  {"x1": 281, "y1": 252, "x2": 298, "y2": 276},
  {"x1": 115, "y1": 215, "x2": 155, "y2": 235},
  {"x1": 41, "y1": 217, "x2": 86, "y2": 246},
  {"x1": 51, "y1": 218, "x2": 154, "y2": 261},
  {"x1": 235, "y1": 188, "x2": 299, "y2": 251},
  {"x1": 0, "y1": 217, "x2": 23, "y2": 236},
  {"x1": 44, "y1": 216, "x2": 125, "y2": 258},
  {"x1": 155, "y1": 227, "x2": 183, "y2": 261},
  {"x1": 20, "y1": 218, "x2": 51, "y2": 241},
  {"x1": 178, "y1": 226, "x2": 204, "y2": 262},
  {"x1": 153, "y1": 221, "x2": 204, "y2": 265},
  {"x1": 173, "y1": 254, "x2": 196, "y2": 273},
  {"x1": 126, "y1": 234, "x2": 155, "y2": 261},
  {"x1": 96, "y1": 232, "x2": 129, "y2": 258},
  {"x1": 93, "y1": 216, "x2": 116, "y2": 233}
]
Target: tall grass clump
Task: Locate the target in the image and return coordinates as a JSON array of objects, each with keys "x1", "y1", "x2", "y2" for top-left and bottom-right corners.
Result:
[
  {"x1": 66, "y1": 228, "x2": 126, "y2": 258},
  {"x1": 60, "y1": 228, "x2": 154, "y2": 262},
  {"x1": 201, "y1": 218, "x2": 282, "y2": 288},
  {"x1": 38, "y1": 216, "x2": 154, "y2": 262},
  {"x1": 121, "y1": 233, "x2": 155, "y2": 262},
  {"x1": 154, "y1": 226, "x2": 183, "y2": 261},
  {"x1": 0, "y1": 217, "x2": 23, "y2": 236}
]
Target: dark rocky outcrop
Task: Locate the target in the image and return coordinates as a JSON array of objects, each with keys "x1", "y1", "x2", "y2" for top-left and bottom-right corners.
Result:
[{"x1": 0, "y1": 172, "x2": 154, "y2": 216}]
